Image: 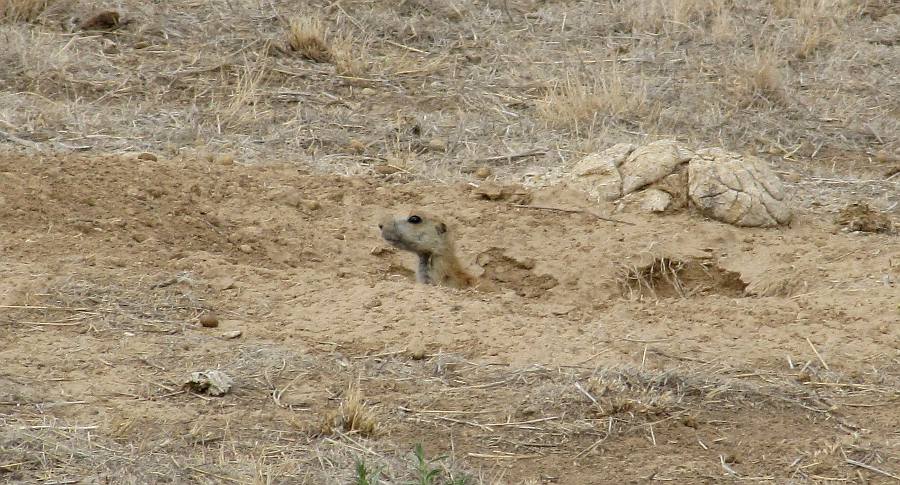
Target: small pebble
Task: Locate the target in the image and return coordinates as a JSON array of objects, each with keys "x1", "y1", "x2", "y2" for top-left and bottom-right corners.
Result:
[
  {"x1": 408, "y1": 342, "x2": 427, "y2": 360},
  {"x1": 874, "y1": 151, "x2": 894, "y2": 163},
  {"x1": 300, "y1": 199, "x2": 321, "y2": 210},
  {"x1": 137, "y1": 152, "x2": 158, "y2": 162},
  {"x1": 217, "y1": 153, "x2": 235, "y2": 165},
  {"x1": 348, "y1": 139, "x2": 366, "y2": 154},
  {"x1": 373, "y1": 164, "x2": 400, "y2": 175},
  {"x1": 221, "y1": 330, "x2": 242, "y2": 339},
  {"x1": 474, "y1": 166, "x2": 492, "y2": 179},
  {"x1": 199, "y1": 312, "x2": 219, "y2": 328},
  {"x1": 197, "y1": 150, "x2": 215, "y2": 163},
  {"x1": 427, "y1": 138, "x2": 447, "y2": 152}
]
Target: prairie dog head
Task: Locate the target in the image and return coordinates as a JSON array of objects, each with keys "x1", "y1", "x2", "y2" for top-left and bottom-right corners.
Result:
[{"x1": 378, "y1": 212, "x2": 452, "y2": 256}]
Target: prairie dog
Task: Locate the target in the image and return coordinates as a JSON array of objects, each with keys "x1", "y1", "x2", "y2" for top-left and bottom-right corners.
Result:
[{"x1": 378, "y1": 212, "x2": 476, "y2": 289}]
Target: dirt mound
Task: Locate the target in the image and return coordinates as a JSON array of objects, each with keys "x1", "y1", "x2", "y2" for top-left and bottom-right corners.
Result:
[
  {"x1": 475, "y1": 247, "x2": 559, "y2": 297},
  {"x1": 836, "y1": 202, "x2": 895, "y2": 233}
]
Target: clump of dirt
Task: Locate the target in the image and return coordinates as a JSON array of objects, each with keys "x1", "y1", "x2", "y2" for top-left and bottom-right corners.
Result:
[
  {"x1": 471, "y1": 182, "x2": 532, "y2": 204},
  {"x1": 618, "y1": 256, "x2": 747, "y2": 299},
  {"x1": 475, "y1": 247, "x2": 558, "y2": 297},
  {"x1": 744, "y1": 271, "x2": 807, "y2": 297},
  {"x1": 836, "y1": 202, "x2": 894, "y2": 233}
]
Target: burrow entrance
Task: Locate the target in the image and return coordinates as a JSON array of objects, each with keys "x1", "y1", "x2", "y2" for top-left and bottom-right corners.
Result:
[{"x1": 617, "y1": 256, "x2": 747, "y2": 299}]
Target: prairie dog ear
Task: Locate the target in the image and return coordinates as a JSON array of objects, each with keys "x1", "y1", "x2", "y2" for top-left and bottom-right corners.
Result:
[{"x1": 436, "y1": 222, "x2": 447, "y2": 234}]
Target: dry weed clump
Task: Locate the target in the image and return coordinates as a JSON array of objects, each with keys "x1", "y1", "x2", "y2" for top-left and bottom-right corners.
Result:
[
  {"x1": 286, "y1": 15, "x2": 366, "y2": 75},
  {"x1": 618, "y1": 256, "x2": 688, "y2": 299},
  {"x1": 538, "y1": 68, "x2": 648, "y2": 130},
  {"x1": 708, "y1": 8, "x2": 738, "y2": 43},
  {"x1": 617, "y1": 256, "x2": 747, "y2": 299},
  {"x1": 587, "y1": 373, "x2": 680, "y2": 418},
  {"x1": 612, "y1": 0, "x2": 720, "y2": 37},
  {"x1": 770, "y1": 0, "x2": 857, "y2": 20},
  {"x1": 0, "y1": 0, "x2": 50, "y2": 22},
  {"x1": 321, "y1": 383, "x2": 379, "y2": 437},
  {"x1": 770, "y1": 0, "x2": 857, "y2": 59},
  {"x1": 287, "y1": 15, "x2": 331, "y2": 62},
  {"x1": 730, "y1": 53, "x2": 788, "y2": 106},
  {"x1": 221, "y1": 59, "x2": 270, "y2": 128}
]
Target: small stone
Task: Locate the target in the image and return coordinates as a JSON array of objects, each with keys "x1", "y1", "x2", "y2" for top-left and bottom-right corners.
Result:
[
  {"x1": 874, "y1": 150, "x2": 894, "y2": 163},
  {"x1": 275, "y1": 190, "x2": 304, "y2": 208},
  {"x1": 474, "y1": 166, "x2": 492, "y2": 179},
  {"x1": 408, "y1": 341, "x2": 427, "y2": 360},
  {"x1": 183, "y1": 370, "x2": 233, "y2": 396},
  {"x1": 221, "y1": 330, "x2": 242, "y2": 339},
  {"x1": 723, "y1": 453, "x2": 740, "y2": 464},
  {"x1": 640, "y1": 189, "x2": 673, "y2": 213},
  {"x1": 348, "y1": 139, "x2": 366, "y2": 154},
  {"x1": 782, "y1": 172, "x2": 801, "y2": 183},
  {"x1": 197, "y1": 150, "x2": 215, "y2": 163},
  {"x1": 373, "y1": 164, "x2": 401, "y2": 175},
  {"x1": 548, "y1": 305, "x2": 575, "y2": 316},
  {"x1": 364, "y1": 298, "x2": 382, "y2": 309},
  {"x1": 199, "y1": 312, "x2": 219, "y2": 328},
  {"x1": 238, "y1": 244, "x2": 253, "y2": 253},
  {"x1": 217, "y1": 153, "x2": 235, "y2": 166},
  {"x1": 137, "y1": 152, "x2": 158, "y2": 162},
  {"x1": 133, "y1": 40, "x2": 151, "y2": 49},
  {"x1": 300, "y1": 199, "x2": 321, "y2": 210},
  {"x1": 360, "y1": 88, "x2": 375, "y2": 96},
  {"x1": 101, "y1": 38, "x2": 118, "y2": 54},
  {"x1": 427, "y1": 138, "x2": 447, "y2": 152},
  {"x1": 210, "y1": 277, "x2": 235, "y2": 291}
]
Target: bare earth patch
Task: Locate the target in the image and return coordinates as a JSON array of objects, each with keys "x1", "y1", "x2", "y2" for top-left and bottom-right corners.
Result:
[
  {"x1": 1, "y1": 152, "x2": 898, "y2": 483},
  {"x1": 1, "y1": 0, "x2": 899, "y2": 483}
]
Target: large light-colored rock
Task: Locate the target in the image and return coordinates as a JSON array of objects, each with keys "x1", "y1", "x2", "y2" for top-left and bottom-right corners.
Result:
[
  {"x1": 619, "y1": 140, "x2": 694, "y2": 194},
  {"x1": 569, "y1": 143, "x2": 634, "y2": 201},
  {"x1": 688, "y1": 148, "x2": 792, "y2": 227}
]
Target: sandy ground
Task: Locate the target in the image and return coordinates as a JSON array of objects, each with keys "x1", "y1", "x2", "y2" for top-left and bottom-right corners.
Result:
[
  {"x1": 1, "y1": 0, "x2": 899, "y2": 483},
  {"x1": 1, "y1": 150, "x2": 897, "y2": 484}
]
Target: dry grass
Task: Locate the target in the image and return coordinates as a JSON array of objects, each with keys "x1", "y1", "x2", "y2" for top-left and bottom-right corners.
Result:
[
  {"x1": 537, "y1": 66, "x2": 650, "y2": 131},
  {"x1": 731, "y1": 52, "x2": 788, "y2": 106},
  {"x1": 618, "y1": 256, "x2": 689, "y2": 299},
  {"x1": 221, "y1": 58, "x2": 270, "y2": 128},
  {"x1": 286, "y1": 15, "x2": 366, "y2": 76},
  {"x1": 612, "y1": 0, "x2": 720, "y2": 38},
  {"x1": 0, "y1": 0, "x2": 50, "y2": 22},
  {"x1": 322, "y1": 383, "x2": 379, "y2": 437},
  {"x1": 617, "y1": 255, "x2": 747, "y2": 299},
  {"x1": 287, "y1": 15, "x2": 332, "y2": 63},
  {"x1": 0, "y1": 0, "x2": 892, "y2": 174}
]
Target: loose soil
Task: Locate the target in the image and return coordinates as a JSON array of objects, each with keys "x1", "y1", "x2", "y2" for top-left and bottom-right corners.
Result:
[
  {"x1": 1, "y1": 151, "x2": 898, "y2": 484},
  {"x1": 1, "y1": 0, "x2": 899, "y2": 483}
]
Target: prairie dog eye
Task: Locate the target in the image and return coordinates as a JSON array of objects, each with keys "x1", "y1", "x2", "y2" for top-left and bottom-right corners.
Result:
[{"x1": 407, "y1": 215, "x2": 422, "y2": 224}]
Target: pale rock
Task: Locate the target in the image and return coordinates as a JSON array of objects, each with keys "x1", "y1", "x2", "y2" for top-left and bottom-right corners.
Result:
[
  {"x1": 619, "y1": 140, "x2": 694, "y2": 195},
  {"x1": 688, "y1": 148, "x2": 792, "y2": 227},
  {"x1": 568, "y1": 143, "x2": 634, "y2": 200}
]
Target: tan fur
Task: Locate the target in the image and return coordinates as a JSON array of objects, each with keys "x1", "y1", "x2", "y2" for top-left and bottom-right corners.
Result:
[{"x1": 378, "y1": 211, "x2": 476, "y2": 289}]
